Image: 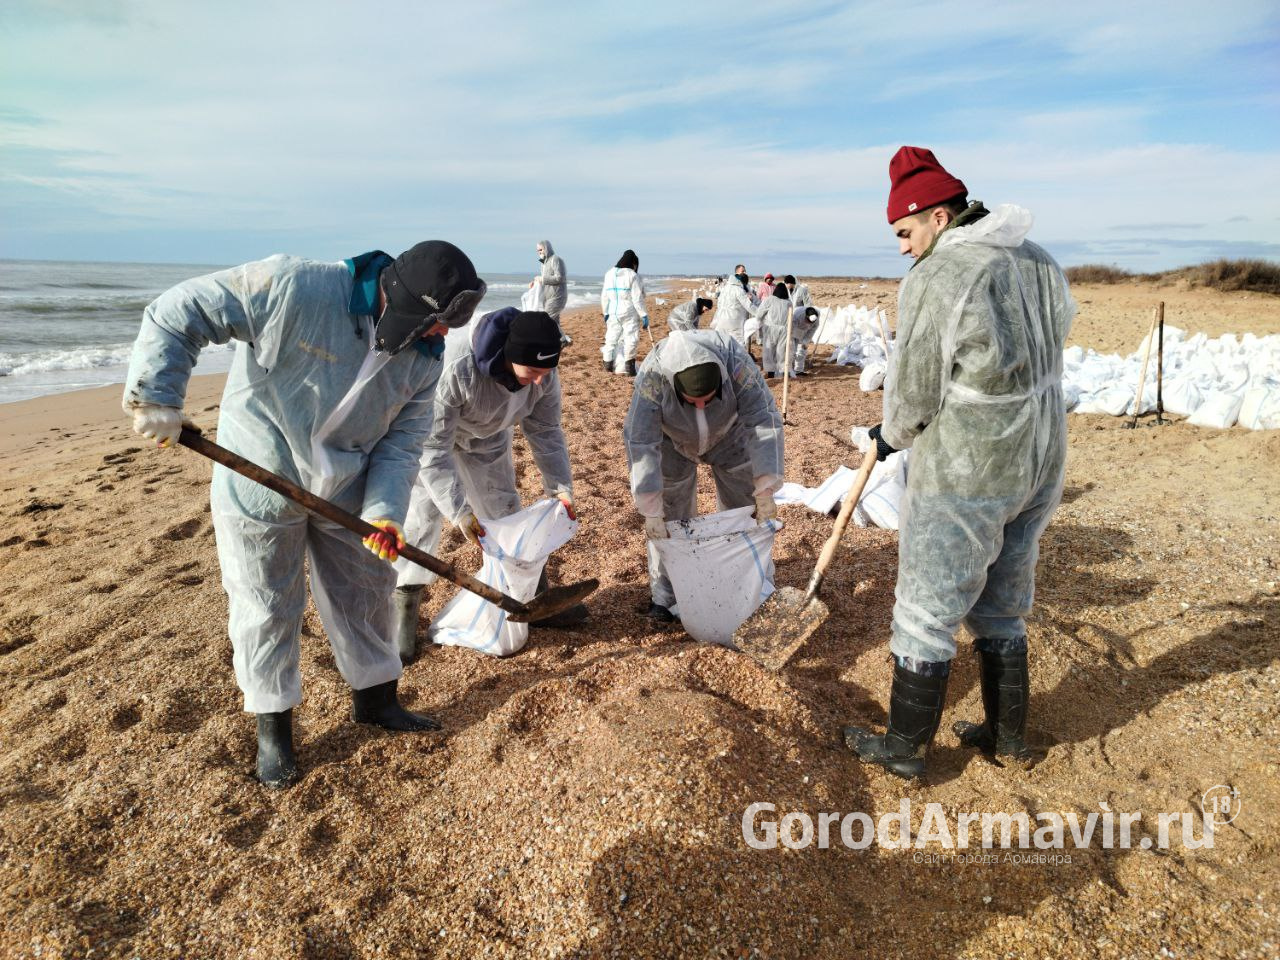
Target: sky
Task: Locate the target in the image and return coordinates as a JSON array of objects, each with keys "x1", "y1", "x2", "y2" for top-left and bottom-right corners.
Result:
[{"x1": 2, "y1": 0, "x2": 1278, "y2": 278}]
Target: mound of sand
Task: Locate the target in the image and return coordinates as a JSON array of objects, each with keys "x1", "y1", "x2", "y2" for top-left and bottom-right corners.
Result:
[{"x1": 1, "y1": 281, "x2": 1277, "y2": 958}]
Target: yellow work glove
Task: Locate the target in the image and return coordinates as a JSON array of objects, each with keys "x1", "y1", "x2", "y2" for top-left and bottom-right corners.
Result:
[
  {"x1": 644, "y1": 516, "x2": 668, "y2": 540},
  {"x1": 754, "y1": 494, "x2": 778, "y2": 524},
  {"x1": 362, "y1": 519, "x2": 405, "y2": 563},
  {"x1": 456, "y1": 511, "x2": 486, "y2": 546}
]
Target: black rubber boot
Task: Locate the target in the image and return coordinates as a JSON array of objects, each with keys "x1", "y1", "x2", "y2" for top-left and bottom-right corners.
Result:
[
  {"x1": 256, "y1": 710, "x2": 299, "y2": 789},
  {"x1": 646, "y1": 602, "x2": 678, "y2": 624},
  {"x1": 351, "y1": 679, "x2": 441, "y2": 731},
  {"x1": 392, "y1": 584, "x2": 425, "y2": 663},
  {"x1": 844, "y1": 660, "x2": 949, "y2": 780},
  {"x1": 624, "y1": 359, "x2": 637, "y2": 377},
  {"x1": 602, "y1": 359, "x2": 613, "y2": 373},
  {"x1": 529, "y1": 570, "x2": 589, "y2": 628},
  {"x1": 952, "y1": 645, "x2": 1033, "y2": 762}
]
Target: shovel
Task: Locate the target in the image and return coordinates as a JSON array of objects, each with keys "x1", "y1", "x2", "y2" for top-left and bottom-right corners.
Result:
[
  {"x1": 178, "y1": 427, "x2": 598, "y2": 623},
  {"x1": 733, "y1": 446, "x2": 879, "y2": 670}
]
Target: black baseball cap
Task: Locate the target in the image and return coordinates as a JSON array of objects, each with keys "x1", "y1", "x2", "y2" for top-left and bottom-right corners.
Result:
[{"x1": 375, "y1": 240, "x2": 486, "y2": 354}]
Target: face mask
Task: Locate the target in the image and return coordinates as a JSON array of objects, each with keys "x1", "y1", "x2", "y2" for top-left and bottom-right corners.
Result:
[{"x1": 537, "y1": 254, "x2": 546, "y2": 263}]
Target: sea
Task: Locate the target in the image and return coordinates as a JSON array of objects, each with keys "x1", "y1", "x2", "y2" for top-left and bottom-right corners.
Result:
[{"x1": 0, "y1": 259, "x2": 637, "y2": 405}]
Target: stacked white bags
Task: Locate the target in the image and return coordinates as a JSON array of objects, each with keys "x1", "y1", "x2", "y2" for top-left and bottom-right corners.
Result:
[
  {"x1": 820, "y1": 305, "x2": 893, "y2": 369},
  {"x1": 1064, "y1": 328, "x2": 1280, "y2": 429}
]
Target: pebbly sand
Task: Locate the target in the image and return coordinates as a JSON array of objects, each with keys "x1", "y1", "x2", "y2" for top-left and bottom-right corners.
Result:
[{"x1": 1, "y1": 279, "x2": 1278, "y2": 959}]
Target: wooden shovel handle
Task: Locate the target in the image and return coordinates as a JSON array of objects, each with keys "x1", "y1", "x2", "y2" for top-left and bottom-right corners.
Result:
[
  {"x1": 178, "y1": 427, "x2": 530, "y2": 615},
  {"x1": 804, "y1": 446, "x2": 880, "y2": 601}
]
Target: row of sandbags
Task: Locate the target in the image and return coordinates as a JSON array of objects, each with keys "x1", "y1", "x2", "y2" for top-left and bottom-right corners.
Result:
[
  {"x1": 1065, "y1": 328, "x2": 1280, "y2": 429},
  {"x1": 821, "y1": 304, "x2": 896, "y2": 391}
]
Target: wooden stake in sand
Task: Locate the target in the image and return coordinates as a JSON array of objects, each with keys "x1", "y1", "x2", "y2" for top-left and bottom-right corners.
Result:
[
  {"x1": 1123, "y1": 304, "x2": 1161, "y2": 430},
  {"x1": 1154, "y1": 302, "x2": 1168, "y2": 425}
]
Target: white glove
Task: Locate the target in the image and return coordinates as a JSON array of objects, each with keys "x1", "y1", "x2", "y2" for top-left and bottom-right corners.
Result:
[
  {"x1": 754, "y1": 494, "x2": 778, "y2": 524},
  {"x1": 557, "y1": 492, "x2": 577, "y2": 521},
  {"x1": 131, "y1": 404, "x2": 184, "y2": 448},
  {"x1": 456, "y1": 511, "x2": 486, "y2": 546},
  {"x1": 644, "y1": 516, "x2": 668, "y2": 540}
]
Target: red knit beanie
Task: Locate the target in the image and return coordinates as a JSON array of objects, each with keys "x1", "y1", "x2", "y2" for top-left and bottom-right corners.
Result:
[{"x1": 886, "y1": 146, "x2": 967, "y2": 224}]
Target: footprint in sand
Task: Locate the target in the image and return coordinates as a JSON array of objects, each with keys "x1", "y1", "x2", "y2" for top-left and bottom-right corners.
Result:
[
  {"x1": 156, "y1": 517, "x2": 204, "y2": 541},
  {"x1": 110, "y1": 703, "x2": 142, "y2": 732}
]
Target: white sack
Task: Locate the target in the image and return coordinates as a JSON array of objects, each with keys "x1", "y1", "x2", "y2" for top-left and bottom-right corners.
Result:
[
  {"x1": 520, "y1": 281, "x2": 545, "y2": 311},
  {"x1": 1187, "y1": 391, "x2": 1244, "y2": 429},
  {"x1": 852, "y1": 451, "x2": 908, "y2": 531},
  {"x1": 1239, "y1": 386, "x2": 1280, "y2": 430},
  {"x1": 653, "y1": 506, "x2": 780, "y2": 646},
  {"x1": 429, "y1": 498, "x2": 577, "y2": 657},
  {"x1": 859, "y1": 360, "x2": 887, "y2": 392},
  {"x1": 1075, "y1": 386, "x2": 1133, "y2": 416},
  {"x1": 1161, "y1": 378, "x2": 1203, "y2": 418}
]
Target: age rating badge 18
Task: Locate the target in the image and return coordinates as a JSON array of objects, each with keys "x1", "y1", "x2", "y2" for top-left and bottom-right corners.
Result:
[{"x1": 1201, "y1": 785, "x2": 1242, "y2": 826}]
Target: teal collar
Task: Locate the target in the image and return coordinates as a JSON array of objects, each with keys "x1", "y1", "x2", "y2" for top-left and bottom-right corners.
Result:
[{"x1": 345, "y1": 250, "x2": 394, "y2": 316}]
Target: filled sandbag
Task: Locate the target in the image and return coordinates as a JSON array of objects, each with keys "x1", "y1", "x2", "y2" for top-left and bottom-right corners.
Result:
[
  {"x1": 429, "y1": 498, "x2": 577, "y2": 657},
  {"x1": 859, "y1": 360, "x2": 887, "y2": 392},
  {"x1": 653, "y1": 506, "x2": 780, "y2": 646},
  {"x1": 1239, "y1": 386, "x2": 1280, "y2": 430},
  {"x1": 1075, "y1": 386, "x2": 1133, "y2": 416},
  {"x1": 1161, "y1": 378, "x2": 1203, "y2": 418},
  {"x1": 1187, "y1": 391, "x2": 1244, "y2": 429},
  {"x1": 853, "y1": 451, "x2": 908, "y2": 531}
]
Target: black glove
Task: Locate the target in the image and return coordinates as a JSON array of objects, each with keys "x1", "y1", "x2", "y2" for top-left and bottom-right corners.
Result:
[{"x1": 867, "y1": 423, "x2": 897, "y2": 462}]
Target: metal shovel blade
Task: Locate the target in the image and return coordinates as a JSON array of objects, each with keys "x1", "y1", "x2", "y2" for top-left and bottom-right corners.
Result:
[
  {"x1": 505, "y1": 577, "x2": 600, "y2": 623},
  {"x1": 731, "y1": 586, "x2": 830, "y2": 671}
]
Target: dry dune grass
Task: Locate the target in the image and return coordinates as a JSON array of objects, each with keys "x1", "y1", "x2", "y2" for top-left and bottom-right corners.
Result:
[{"x1": 0, "y1": 279, "x2": 1277, "y2": 958}]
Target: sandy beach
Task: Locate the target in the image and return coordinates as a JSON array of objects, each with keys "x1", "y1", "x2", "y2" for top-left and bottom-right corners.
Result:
[{"x1": 2, "y1": 280, "x2": 1278, "y2": 958}]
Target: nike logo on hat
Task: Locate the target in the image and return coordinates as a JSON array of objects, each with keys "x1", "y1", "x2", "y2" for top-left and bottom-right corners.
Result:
[{"x1": 536, "y1": 351, "x2": 559, "y2": 360}]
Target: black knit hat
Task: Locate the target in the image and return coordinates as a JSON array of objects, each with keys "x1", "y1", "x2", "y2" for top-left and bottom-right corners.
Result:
[
  {"x1": 673, "y1": 361, "x2": 722, "y2": 398},
  {"x1": 505, "y1": 310, "x2": 562, "y2": 368}
]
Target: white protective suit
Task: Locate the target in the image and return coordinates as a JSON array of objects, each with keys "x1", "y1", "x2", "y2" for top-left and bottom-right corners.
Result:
[
  {"x1": 667, "y1": 299, "x2": 704, "y2": 332},
  {"x1": 600, "y1": 265, "x2": 646, "y2": 371},
  {"x1": 537, "y1": 239, "x2": 567, "y2": 320},
  {"x1": 712, "y1": 278, "x2": 755, "y2": 345},
  {"x1": 123, "y1": 254, "x2": 451, "y2": 713},
  {"x1": 883, "y1": 204, "x2": 1075, "y2": 663},
  {"x1": 623, "y1": 330, "x2": 785, "y2": 608},
  {"x1": 790, "y1": 305, "x2": 820, "y2": 375},
  {"x1": 752, "y1": 294, "x2": 792, "y2": 375},
  {"x1": 396, "y1": 310, "x2": 573, "y2": 588}
]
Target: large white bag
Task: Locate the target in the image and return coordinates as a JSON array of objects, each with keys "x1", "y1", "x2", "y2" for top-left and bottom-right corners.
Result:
[
  {"x1": 652, "y1": 506, "x2": 781, "y2": 647},
  {"x1": 1075, "y1": 386, "x2": 1133, "y2": 416},
  {"x1": 429, "y1": 498, "x2": 577, "y2": 657},
  {"x1": 859, "y1": 360, "x2": 887, "y2": 392},
  {"x1": 520, "y1": 280, "x2": 545, "y2": 311},
  {"x1": 1187, "y1": 391, "x2": 1244, "y2": 429},
  {"x1": 1239, "y1": 386, "x2": 1280, "y2": 430},
  {"x1": 1161, "y1": 378, "x2": 1203, "y2": 418},
  {"x1": 853, "y1": 451, "x2": 908, "y2": 530}
]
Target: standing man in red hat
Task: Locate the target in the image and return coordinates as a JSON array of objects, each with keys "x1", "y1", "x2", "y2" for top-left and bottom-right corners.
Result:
[{"x1": 844, "y1": 146, "x2": 1076, "y2": 780}]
